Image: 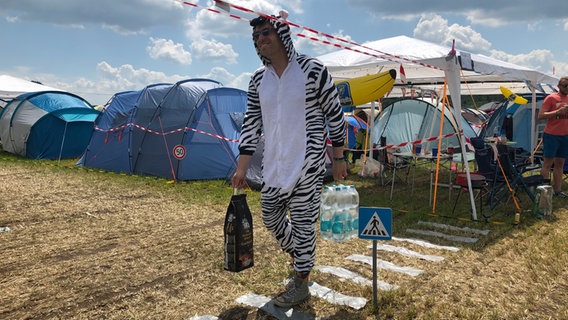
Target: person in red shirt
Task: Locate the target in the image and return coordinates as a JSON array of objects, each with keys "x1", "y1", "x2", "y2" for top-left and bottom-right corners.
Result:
[{"x1": 538, "y1": 76, "x2": 568, "y2": 198}]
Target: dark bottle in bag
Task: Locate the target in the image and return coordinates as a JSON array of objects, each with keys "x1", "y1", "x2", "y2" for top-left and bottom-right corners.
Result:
[{"x1": 224, "y1": 188, "x2": 254, "y2": 272}]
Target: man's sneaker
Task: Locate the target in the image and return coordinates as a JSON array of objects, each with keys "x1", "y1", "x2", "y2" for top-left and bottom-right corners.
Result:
[
  {"x1": 554, "y1": 190, "x2": 568, "y2": 198},
  {"x1": 274, "y1": 274, "x2": 309, "y2": 308}
]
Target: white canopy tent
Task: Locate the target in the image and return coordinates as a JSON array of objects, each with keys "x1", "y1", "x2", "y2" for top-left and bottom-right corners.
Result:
[
  {"x1": 318, "y1": 35, "x2": 559, "y2": 220},
  {"x1": 318, "y1": 36, "x2": 558, "y2": 87},
  {"x1": 0, "y1": 75, "x2": 62, "y2": 105}
]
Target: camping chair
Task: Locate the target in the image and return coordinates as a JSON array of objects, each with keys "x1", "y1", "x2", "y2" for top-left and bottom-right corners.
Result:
[
  {"x1": 487, "y1": 143, "x2": 543, "y2": 211},
  {"x1": 451, "y1": 172, "x2": 489, "y2": 218},
  {"x1": 470, "y1": 137, "x2": 503, "y2": 216},
  {"x1": 376, "y1": 136, "x2": 411, "y2": 199}
]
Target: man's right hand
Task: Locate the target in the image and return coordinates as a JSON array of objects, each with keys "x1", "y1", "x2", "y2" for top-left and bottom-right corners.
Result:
[
  {"x1": 232, "y1": 154, "x2": 252, "y2": 189},
  {"x1": 231, "y1": 169, "x2": 247, "y2": 189}
]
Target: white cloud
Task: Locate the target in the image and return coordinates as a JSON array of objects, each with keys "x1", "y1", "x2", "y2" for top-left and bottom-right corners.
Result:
[
  {"x1": 185, "y1": 8, "x2": 247, "y2": 40},
  {"x1": 552, "y1": 61, "x2": 568, "y2": 78},
  {"x1": 5, "y1": 16, "x2": 19, "y2": 23},
  {"x1": 227, "y1": 72, "x2": 254, "y2": 91},
  {"x1": 490, "y1": 49, "x2": 554, "y2": 73},
  {"x1": 346, "y1": 0, "x2": 565, "y2": 26},
  {"x1": 147, "y1": 37, "x2": 192, "y2": 65},
  {"x1": 413, "y1": 14, "x2": 449, "y2": 43},
  {"x1": 55, "y1": 61, "x2": 189, "y2": 104},
  {"x1": 294, "y1": 30, "x2": 354, "y2": 56},
  {"x1": 446, "y1": 23, "x2": 491, "y2": 52},
  {"x1": 190, "y1": 39, "x2": 238, "y2": 64},
  {"x1": 73, "y1": 62, "x2": 253, "y2": 105},
  {"x1": 197, "y1": 66, "x2": 236, "y2": 87},
  {"x1": 413, "y1": 14, "x2": 491, "y2": 53}
]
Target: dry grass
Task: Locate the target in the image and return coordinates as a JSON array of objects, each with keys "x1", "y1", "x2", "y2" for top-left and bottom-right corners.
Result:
[{"x1": 1, "y1": 152, "x2": 567, "y2": 320}]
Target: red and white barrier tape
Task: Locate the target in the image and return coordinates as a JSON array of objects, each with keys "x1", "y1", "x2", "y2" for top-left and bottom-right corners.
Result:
[
  {"x1": 94, "y1": 124, "x2": 240, "y2": 143},
  {"x1": 178, "y1": 0, "x2": 441, "y2": 71},
  {"x1": 340, "y1": 131, "x2": 472, "y2": 152}
]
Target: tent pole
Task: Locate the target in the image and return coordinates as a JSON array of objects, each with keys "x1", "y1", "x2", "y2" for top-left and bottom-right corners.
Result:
[
  {"x1": 58, "y1": 123, "x2": 68, "y2": 165},
  {"x1": 444, "y1": 52, "x2": 478, "y2": 220},
  {"x1": 368, "y1": 101, "x2": 375, "y2": 160},
  {"x1": 530, "y1": 86, "x2": 537, "y2": 164},
  {"x1": 432, "y1": 87, "x2": 449, "y2": 213}
]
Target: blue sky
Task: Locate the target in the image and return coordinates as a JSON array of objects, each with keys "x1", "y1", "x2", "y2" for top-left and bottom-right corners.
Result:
[{"x1": 1, "y1": 0, "x2": 567, "y2": 106}]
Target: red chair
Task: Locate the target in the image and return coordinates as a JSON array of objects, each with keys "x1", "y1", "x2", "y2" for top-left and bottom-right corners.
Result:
[{"x1": 451, "y1": 172, "x2": 488, "y2": 218}]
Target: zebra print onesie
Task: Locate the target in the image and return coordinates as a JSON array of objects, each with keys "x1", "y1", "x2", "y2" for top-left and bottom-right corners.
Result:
[{"x1": 239, "y1": 17, "x2": 346, "y2": 273}]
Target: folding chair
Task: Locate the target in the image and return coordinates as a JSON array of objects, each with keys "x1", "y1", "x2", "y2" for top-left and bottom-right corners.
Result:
[
  {"x1": 488, "y1": 143, "x2": 543, "y2": 210},
  {"x1": 376, "y1": 136, "x2": 411, "y2": 199},
  {"x1": 470, "y1": 137, "x2": 505, "y2": 215},
  {"x1": 451, "y1": 172, "x2": 489, "y2": 218}
]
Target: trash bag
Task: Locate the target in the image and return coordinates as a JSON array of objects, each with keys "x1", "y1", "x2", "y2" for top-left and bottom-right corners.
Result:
[
  {"x1": 224, "y1": 189, "x2": 254, "y2": 272},
  {"x1": 359, "y1": 157, "x2": 382, "y2": 178}
]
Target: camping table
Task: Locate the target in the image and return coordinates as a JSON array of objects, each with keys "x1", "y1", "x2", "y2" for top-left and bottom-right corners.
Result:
[{"x1": 392, "y1": 151, "x2": 453, "y2": 205}]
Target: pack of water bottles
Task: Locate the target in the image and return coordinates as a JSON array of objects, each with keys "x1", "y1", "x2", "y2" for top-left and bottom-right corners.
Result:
[{"x1": 319, "y1": 184, "x2": 359, "y2": 242}]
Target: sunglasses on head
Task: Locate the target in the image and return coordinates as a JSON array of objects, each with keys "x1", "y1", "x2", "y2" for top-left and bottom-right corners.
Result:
[
  {"x1": 560, "y1": 83, "x2": 568, "y2": 88},
  {"x1": 252, "y1": 28, "x2": 272, "y2": 40}
]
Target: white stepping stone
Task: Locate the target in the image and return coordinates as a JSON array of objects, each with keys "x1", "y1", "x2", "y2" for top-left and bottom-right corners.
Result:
[
  {"x1": 406, "y1": 228, "x2": 478, "y2": 243},
  {"x1": 236, "y1": 293, "x2": 318, "y2": 320},
  {"x1": 314, "y1": 265, "x2": 399, "y2": 291},
  {"x1": 309, "y1": 281, "x2": 367, "y2": 310},
  {"x1": 392, "y1": 236, "x2": 460, "y2": 252},
  {"x1": 368, "y1": 243, "x2": 445, "y2": 262},
  {"x1": 417, "y1": 221, "x2": 490, "y2": 235},
  {"x1": 346, "y1": 254, "x2": 423, "y2": 276}
]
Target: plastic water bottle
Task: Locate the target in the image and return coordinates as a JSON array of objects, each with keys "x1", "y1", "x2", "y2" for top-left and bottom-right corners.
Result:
[
  {"x1": 335, "y1": 184, "x2": 347, "y2": 211},
  {"x1": 331, "y1": 186, "x2": 347, "y2": 242},
  {"x1": 319, "y1": 186, "x2": 333, "y2": 240},
  {"x1": 347, "y1": 185, "x2": 359, "y2": 239},
  {"x1": 331, "y1": 211, "x2": 347, "y2": 242}
]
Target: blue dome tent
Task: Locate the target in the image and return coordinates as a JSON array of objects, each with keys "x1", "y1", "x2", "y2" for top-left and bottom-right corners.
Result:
[
  {"x1": 480, "y1": 93, "x2": 548, "y2": 153},
  {"x1": 0, "y1": 91, "x2": 99, "y2": 159},
  {"x1": 77, "y1": 79, "x2": 247, "y2": 181}
]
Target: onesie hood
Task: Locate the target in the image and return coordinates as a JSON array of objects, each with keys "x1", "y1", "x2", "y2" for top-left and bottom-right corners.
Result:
[{"x1": 250, "y1": 11, "x2": 296, "y2": 66}]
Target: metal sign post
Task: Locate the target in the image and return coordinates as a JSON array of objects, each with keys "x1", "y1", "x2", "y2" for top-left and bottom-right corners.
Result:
[{"x1": 358, "y1": 207, "x2": 393, "y2": 313}]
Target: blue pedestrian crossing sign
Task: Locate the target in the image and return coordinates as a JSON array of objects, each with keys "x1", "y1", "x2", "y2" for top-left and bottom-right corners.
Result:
[{"x1": 358, "y1": 207, "x2": 392, "y2": 240}]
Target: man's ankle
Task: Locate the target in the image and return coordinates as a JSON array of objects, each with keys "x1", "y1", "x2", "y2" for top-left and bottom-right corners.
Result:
[{"x1": 296, "y1": 271, "x2": 310, "y2": 280}]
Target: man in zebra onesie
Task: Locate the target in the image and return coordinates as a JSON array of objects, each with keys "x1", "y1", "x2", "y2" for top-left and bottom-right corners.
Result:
[{"x1": 231, "y1": 11, "x2": 347, "y2": 307}]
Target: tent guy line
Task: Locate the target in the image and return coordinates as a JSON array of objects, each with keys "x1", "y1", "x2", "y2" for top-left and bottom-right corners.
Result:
[{"x1": 179, "y1": 0, "x2": 441, "y2": 71}]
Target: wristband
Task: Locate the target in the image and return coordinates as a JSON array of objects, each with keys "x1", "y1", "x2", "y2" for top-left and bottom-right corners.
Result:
[{"x1": 333, "y1": 157, "x2": 345, "y2": 162}]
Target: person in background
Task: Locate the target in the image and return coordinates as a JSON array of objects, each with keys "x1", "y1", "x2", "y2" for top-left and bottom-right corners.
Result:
[
  {"x1": 231, "y1": 11, "x2": 346, "y2": 307},
  {"x1": 538, "y1": 76, "x2": 568, "y2": 198},
  {"x1": 351, "y1": 111, "x2": 370, "y2": 164}
]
